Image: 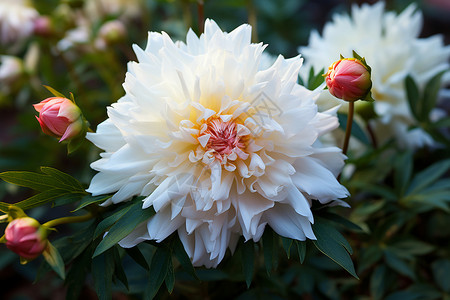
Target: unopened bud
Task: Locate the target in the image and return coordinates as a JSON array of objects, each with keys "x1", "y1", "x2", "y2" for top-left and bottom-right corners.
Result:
[
  {"x1": 34, "y1": 97, "x2": 84, "y2": 142},
  {"x1": 325, "y1": 53, "x2": 374, "y2": 102},
  {"x1": 5, "y1": 217, "x2": 48, "y2": 260}
]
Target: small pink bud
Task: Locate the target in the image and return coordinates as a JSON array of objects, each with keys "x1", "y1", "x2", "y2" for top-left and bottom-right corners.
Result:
[
  {"x1": 325, "y1": 58, "x2": 373, "y2": 102},
  {"x1": 34, "y1": 97, "x2": 83, "y2": 142},
  {"x1": 33, "y1": 16, "x2": 53, "y2": 37},
  {"x1": 5, "y1": 217, "x2": 48, "y2": 260}
]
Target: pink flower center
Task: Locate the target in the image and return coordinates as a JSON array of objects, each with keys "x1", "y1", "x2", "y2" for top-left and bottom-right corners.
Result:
[{"x1": 201, "y1": 119, "x2": 247, "y2": 160}]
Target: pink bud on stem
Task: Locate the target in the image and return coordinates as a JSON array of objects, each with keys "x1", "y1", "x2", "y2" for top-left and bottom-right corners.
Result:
[
  {"x1": 34, "y1": 97, "x2": 84, "y2": 142},
  {"x1": 5, "y1": 217, "x2": 48, "y2": 260}
]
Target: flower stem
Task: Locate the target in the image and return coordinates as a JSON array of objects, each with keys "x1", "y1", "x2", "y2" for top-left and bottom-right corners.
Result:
[
  {"x1": 42, "y1": 213, "x2": 93, "y2": 228},
  {"x1": 342, "y1": 101, "x2": 354, "y2": 155},
  {"x1": 197, "y1": 0, "x2": 205, "y2": 34}
]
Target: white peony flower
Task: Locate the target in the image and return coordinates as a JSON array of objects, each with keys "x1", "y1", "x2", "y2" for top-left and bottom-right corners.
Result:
[
  {"x1": 87, "y1": 20, "x2": 349, "y2": 267},
  {"x1": 299, "y1": 2, "x2": 450, "y2": 149},
  {"x1": 0, "y1": 0, "x2": 38, "y2": 46}
]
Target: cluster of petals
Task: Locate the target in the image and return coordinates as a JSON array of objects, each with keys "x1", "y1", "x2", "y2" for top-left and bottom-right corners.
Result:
[
  {"x1": 87, "y1": 20, "x2": 349, "y2": 267},
  {"x1": 300, "y1": 2, "x2": 450, "y2": 149}
]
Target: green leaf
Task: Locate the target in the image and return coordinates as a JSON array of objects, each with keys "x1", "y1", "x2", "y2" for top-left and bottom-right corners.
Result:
[
  {"x1": 92, "y1": 249, "x2": 115, "y2": 300},
  {"x1": 241, "y1": 240, "x2": 255, "y2": 288},
  {"x1": 394, "y1": 151, "x2": 413, "y2": 197},
  {"x1": 65, "y1": 246, "x2": 92, "y2": 300},
  {"x1": 40, "y1": 167, "x2": 84, "y2": 191},
  {"x1": 262, "y1": 227, "x2": 279, "y2": 275},
  {"x1": 73, "y1": 195, "x2": 110, "y2": 212},
  {"x1": 296, "y1": 240, "x2": 306, "y2": 264},
  {"x1": 173, "y1": 236, "x2": 198, "y2": 280},
  {"x1": 421, "y1": 71, "x2": 446, "y2": 121},
  {"x1": 42, "y1": 242, "x2": 66, "y2": 280},
  {"x1": 0, "y1": 171, "x2": 62, "y2": 192},
  {"x1": 112, "y1": 246, "x2": 129, "y2": 290},
  {"x1": 384, "y1": 250, "x2": 416, "y2": 280},
  {"x1": 312, "y1": 219, "x2": 358, "y2": 278},
  {"x1": 93, "y1": 199, "x2": 155, "y2": 257},
  {"x1": 432, "y1": 259, "x2": 450, "y2": 292},
  {"x1": 318, "y1": 212, "x2": 363, "y2": 232},
  {"x1": 14, "y1": 189, "x2": 85, "y2": 210},
  {"x1": 164, "y1": 256, "x2": 175, "y2": 294},
  {"x1": 338, "y1": 113, "x2": 370, "y2": 145},
  {"x1": 370, "y1": 265, "x2": 387, "y2": 300},
  {"x1": 93, "y1": 204, "x2": 133, "y2": 239},
  {"x1": 358, "y1": 245, "x2": 383, "y2": 273},
  {"x1": 281, "y1": 237, "x2": 293, "y2": 258},
  {"x1": 405, "y1": 75, "x2": 420, "y2": 120},
  {"x1": 307, "y1": 67, "x2": 325, "y2": 90},
  {"x1": 43, "y1": 85, "x2": 67, "y2": 98},
  {"x1": 125, "y1": 246, "x2": 150, "y2": 271},
  {"x1": 144, "y1": 246, "x2": 171, "y2": 300},
  {"x1": 407, "y1": 159, "x2": 450, "y2": 195}
]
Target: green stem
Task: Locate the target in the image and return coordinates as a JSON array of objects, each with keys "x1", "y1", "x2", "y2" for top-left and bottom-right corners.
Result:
[
  {"x1": 342, "y1": 101, "x2": 354, "y2": 155},
  {"x1": 43, "y1": 213, "x2": 93, "y2": 228}
]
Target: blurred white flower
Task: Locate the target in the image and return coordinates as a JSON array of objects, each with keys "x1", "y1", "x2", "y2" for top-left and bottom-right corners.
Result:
[
  {"x1": 299, "y1": 2, "x2": 450, "y2": 149},
  {"x1": 85, "y1": 0, "x2": 143, "y2": 21},
  {"x1": 57, "y1": 18, "x2": 90, "y2": 52},
  {"x1": 0, "y1": 55, "x2": 24, "y2": 94},
  {"x1": 0, "y1": 0, "x2": 38, "y2": 46},
  {"x1": 87, "y1": 20, "x2": 349, "y2": 267}
]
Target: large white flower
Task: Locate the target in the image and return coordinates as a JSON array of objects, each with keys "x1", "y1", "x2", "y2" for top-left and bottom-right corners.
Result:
[
  {"x1": 299, "y1": 2, "x2": 450, "y2": 149},
  {"x1": 87, "y1": 20, "x2": 349, "y2": 267},
  {"x1": 0, "y1": 0, "x2": 38, "y2": 46}
]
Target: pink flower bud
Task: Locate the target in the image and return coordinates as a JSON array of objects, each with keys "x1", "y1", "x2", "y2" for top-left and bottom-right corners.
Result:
[
  {"x1": 5, "y1": 217, "x2": 48, "y2": 260},
  {"x1": 325, "y1": 58, "x2": 372, "y2": 102},
  {"x1": 34, "y1": 97, "x2": 83, "y2": 142}
]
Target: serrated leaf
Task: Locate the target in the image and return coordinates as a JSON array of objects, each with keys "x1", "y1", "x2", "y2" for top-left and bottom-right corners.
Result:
[
  {"x1": 43, "y1": 85, "x2": 66, "y2": 98},
  {"x1": 296, "y1": 240, "x2": 306, "y2": 264},
  {"x1": 42, "y1": 242, "x2": 66, "y2": 280},
  {"x1": 92, "y1": 249, "x2": 115, "y2": 300},
  {"x1": 125, "y1": 246, "x2": 149, "y2": 271},
  {"x1": 93, "y1": 199, "x2": 155, "y2": 257},
  {"x1": 312, "y1": 220, "x2": 358, "y2": 278},
  {"x1": 173, "y1": 236, "x2": 198, "y2": 280},
  {"x1": 241, "y1": 240, "x2": 254, "y2": 288},
  {"x1": 144, "y1": 246, "x2": 171, "y2": 300},
  {"x1": 405, "y1": 75, "x2": 420, "y2": 120},
  {"x1": 307, "y1": 67, "x2": 325, "y2": 90}
]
